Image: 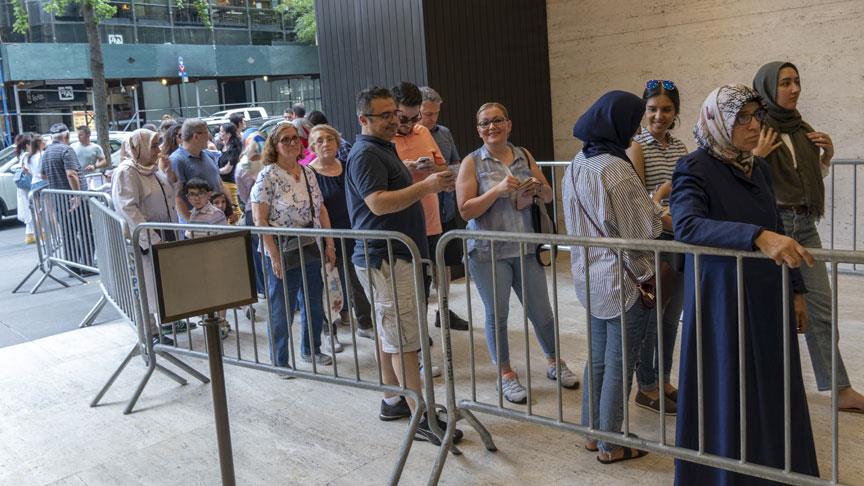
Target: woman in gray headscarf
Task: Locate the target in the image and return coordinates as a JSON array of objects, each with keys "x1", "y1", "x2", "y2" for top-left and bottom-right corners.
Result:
[
  {"x1": 671, "y1": 84, "x2": 819, "y2": 484},
  {"x1": 111, "y1": 128, "x2": 179, "y2": 345},
  {"x1": 753, "y1": 61, "x2": 864, "y2": 413}
]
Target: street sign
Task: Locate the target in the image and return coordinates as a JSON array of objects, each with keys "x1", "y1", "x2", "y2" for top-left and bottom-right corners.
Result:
[
  {"x1": 178, "y1": 56, "x2": 189, "y2": 81},
  {"x1": 58, "y1": 86, "x2": 74, "y2": 101}
]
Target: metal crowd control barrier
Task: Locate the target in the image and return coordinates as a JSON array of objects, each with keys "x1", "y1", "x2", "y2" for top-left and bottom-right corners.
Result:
[
  {"x1": 433, "y1": 229, "x2": 860, "y2": 486},
  {"x1": 13, "y1": 187, "x2": 115, "y2": 327},
  {"x1": 91, "y1": 215, "x2": 457, "y2": 485},
  {"x1": 88, "y1": 199, "x2": 211, "y2": 415},
  {"x1": 829, "y1": 159, "x2": 863, "y2": 275}
]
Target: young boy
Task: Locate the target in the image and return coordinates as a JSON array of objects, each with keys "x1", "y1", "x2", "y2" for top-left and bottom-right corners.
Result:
[{"x1": 184, "y1": 178, "x2": 227, "y2": 239}]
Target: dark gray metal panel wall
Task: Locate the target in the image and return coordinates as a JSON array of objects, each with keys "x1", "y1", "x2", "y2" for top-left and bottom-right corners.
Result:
[
  {"x1": 315, "y1": 0, "x2": 428, "y2": 142},
  {"x1": 422, "y1": 0, "x2": 554, "y2": 160}
]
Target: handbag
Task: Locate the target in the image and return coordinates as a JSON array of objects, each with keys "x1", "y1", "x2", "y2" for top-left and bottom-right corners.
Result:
[
  {"x1": 278, "y1": 168, "x2": 321, "y2": 270},
  {"x1": 519, "y1": 147, "x2": 557, "y2": 266},
  {"x1": 14, "y1": 166, "x2": 32, "y2": 191},
  {"x1": 571, "y1": 176, "x2": 671, "y2": 310}
]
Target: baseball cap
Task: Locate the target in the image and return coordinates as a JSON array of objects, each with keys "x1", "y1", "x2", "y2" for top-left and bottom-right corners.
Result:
[{"x1": 49, "y1": 123, "x2": 70, "y2": 134}]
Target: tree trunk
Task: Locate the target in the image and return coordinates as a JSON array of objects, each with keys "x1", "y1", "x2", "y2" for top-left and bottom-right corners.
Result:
[{"x1": 81, "y1": 1, "x2": 112, "y2": 159}]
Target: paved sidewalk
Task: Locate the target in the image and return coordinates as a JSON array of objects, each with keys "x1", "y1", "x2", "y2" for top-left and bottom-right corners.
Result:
[{"x1": 0, "y1": 221, "x2": 119, "y2": 348}]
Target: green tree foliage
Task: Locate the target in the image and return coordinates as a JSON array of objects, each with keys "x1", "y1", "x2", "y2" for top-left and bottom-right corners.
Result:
[{"x1": 277, "y1": 0, "x2": 317, "y2": 44}]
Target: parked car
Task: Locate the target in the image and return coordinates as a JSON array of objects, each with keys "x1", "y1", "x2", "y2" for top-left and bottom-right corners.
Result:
[
  {"x1": 201, "y1": 107, "x2": 269, "y2": 131},
  {"x1": 0, "y1": 132, "x2": 130, "y2": 217}
]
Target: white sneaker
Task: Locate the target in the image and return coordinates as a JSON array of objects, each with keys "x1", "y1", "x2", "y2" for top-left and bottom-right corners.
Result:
[
  {"x1": 499, "y1": 373, "x2": 527, "y2": 404},
  {"x1": 324, "y1": 334, "x2": 344, "y2": 353},
  {"x1": 420, "y1": 361, "x2": 442, "y2": 378},
  {"x1": 547, "y1": 362, "x2": 580, "y2": 389}
]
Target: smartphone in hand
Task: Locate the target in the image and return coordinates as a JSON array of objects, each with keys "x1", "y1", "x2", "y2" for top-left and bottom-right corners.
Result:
[{"x1": 415, "y1": 156, "x2": 434, "y2": 171}]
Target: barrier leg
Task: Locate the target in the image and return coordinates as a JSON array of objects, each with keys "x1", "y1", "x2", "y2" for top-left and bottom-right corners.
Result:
[
  {"x1": 11, "y1": 263, "x2": 42, "y2": 293},
  {"x1": 79, "y1": 295, "x2": 107, "y2": 328},
  {"x1": 91, "y1": 344, "x2": 140, "y2": 408},
  {"x1": 387, "y1": 395, "x2": 424, "y2": 486},
  {"x1": 155, "y1": 364, "x2": 188, "y2": 385},
  {"x1": 459, "y1": 408, "x2": 497, "y2": 451},
  {"x1": 123, "y1": 360, "x2": 157, "y2": 415},
  {"x1": 29, "y1": 269, "x2": 69, "y2": 294},
  {"x1": 158, "y1": 351, "x2": 211, "y2": 384}
]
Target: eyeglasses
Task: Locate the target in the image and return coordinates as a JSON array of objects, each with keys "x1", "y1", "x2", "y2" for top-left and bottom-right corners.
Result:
[
  {"x1": 362, "y1": 110, "x2": 402, "y2": 122},
  {"x1": 313, "y1": 135, "x2": 337, "y2": 145},
  {"x1": 734, "y1": 109, "x2": 767, "y2": 126},
  {"x1": 646, "y1": 80, "x2": 677, "y2": 91},
  {"x1": 398, "y1": 113, "x2": 421, "y2": 124},
  {"x1": 186, "y1": 191, "x2": 209, "y2": 198},
  {"x1": 477, "y1": 117, "x2": 509, "y2": 129},
  {"x1": 278, "y1": 136, "x2": 301, "y2": 145}
]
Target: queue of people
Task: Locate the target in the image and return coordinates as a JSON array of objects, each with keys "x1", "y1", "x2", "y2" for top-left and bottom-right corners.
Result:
[{"x1": 25, "y1": 59, "x2": 852, "y2": 483}]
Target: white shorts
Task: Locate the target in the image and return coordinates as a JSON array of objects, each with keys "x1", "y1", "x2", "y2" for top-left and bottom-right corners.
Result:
[{"x1": 355, "y1": 258, "x2": 423, "y2": 354}]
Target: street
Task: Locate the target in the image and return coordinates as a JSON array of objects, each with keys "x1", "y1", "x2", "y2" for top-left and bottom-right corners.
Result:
[{"x1": 0, "y1": 218, "x2": 119, "y2": 348}]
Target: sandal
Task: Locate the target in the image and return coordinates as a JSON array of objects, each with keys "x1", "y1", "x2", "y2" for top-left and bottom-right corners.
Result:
[
  {"x1": 596, "y1": 447, "x2": 648, "y2": 465},
  {"x1": 839, "y1": 406, "x2": 864, "y2": 415},
  {"x1": 584, "y1": 440, "x2": 598, "y2": 452}
]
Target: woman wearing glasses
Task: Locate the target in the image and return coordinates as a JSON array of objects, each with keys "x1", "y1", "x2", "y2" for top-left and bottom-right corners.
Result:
[
  {"x1": 456, "y1": 102, "x2": 580, "y2": 405},
  {"x1": 671, "y1": 84, "x2": 819, "y2": 483},
  {"x1": 752, "y1": 61, "x2": 864, "y2": 414},
  {"x1": 251, "y1": 122, "x2": 338, "y2": 368},
  {"x1": 308, "y1": 124, "x2": 375, "y2": 345},
  {"x1": 625, "y1": 80, "x2": 688, "y2": 415}
]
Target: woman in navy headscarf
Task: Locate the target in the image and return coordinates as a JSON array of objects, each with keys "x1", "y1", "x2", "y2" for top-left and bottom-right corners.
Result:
[
  {"x1": 563, "y1": 91, "x2": 669, "y2": 464},
  {"x1": 671, "y1": 84, "x2": 819, "y2": 484}
]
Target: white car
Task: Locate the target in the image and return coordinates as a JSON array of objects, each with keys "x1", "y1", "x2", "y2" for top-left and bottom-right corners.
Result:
[
  {"x1": 0, "y1": 132, "x2": 130, "y2": 217},
  {"x1": 202, "y1": 107, "x2": 269, "y2": 130}
]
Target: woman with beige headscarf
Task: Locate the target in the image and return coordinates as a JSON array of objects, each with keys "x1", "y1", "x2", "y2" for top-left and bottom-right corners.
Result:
[{"x1": 111, "y1": 128, "x2": 179, "y2": 346}]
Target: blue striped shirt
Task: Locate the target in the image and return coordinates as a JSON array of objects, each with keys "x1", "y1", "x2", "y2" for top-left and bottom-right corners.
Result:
[{"x1": 562, "y1": 151, "x2": 664, "y2": 319}]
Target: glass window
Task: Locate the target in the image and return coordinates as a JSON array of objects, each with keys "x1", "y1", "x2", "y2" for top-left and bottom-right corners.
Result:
[
  {"x1": 212, "y1": 5, "x2": 247, "y2": 26},
  {"x1": 135, "y1": 4, "x2": 170, "y2": 22},
  {"x1": 251, "y1": 30, "x2": 283, "y2": 45},
  {"x1": 214, "y1": 28, "x2": 249, "y2": 45},
  {"x1": 138, "y1": 26, "x2": 171, "y2": 43},
  {"x1": 54, "y1": 23, "x2": 88, "y2": 43},
  {"x1": 174, "y1": 27, "x2": 210, "y2": 44},
  {"x1": 107, "y1": 1, "x2": 134, "y2": 21}
]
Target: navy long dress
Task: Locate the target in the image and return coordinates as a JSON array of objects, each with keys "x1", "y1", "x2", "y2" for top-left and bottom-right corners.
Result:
[{"x1": 670, "y1": 148, "x2": 819, "y2": 485}]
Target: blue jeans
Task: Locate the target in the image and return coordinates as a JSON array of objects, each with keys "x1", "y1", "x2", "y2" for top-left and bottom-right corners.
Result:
[
  {"x1": 581, "y1": 300, "x2": 654, "y2": 454},
  {"x1": 637, "y1": 253, "x2": 684, "y2": 391},
  {"x1": 780, "y1": 210, "x2": 850, "y2": 391},
  {"x1": 265, "y1": 257, "x2": 325, "y2": 365},
  {"x1": 245, "y1": 209, "x2": 265, "y2": 294},
  {"x1": 467, "y1": 254, "x2": 557, "y2": 366}
]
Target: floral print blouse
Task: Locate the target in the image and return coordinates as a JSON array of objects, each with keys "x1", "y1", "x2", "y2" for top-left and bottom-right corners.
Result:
[{"x1": 250, "y1": 163, "x2": 324, "y2": 231}]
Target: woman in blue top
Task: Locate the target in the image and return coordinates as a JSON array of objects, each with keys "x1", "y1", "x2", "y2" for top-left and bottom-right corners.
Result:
[
  {"x1": 308, "y1": 124, "x2": 374, "y2": 346},
  {"x1": 671, "y1": 84, "x2": 819, "y2": 484},
  {"x1": 455, "y1": 102, "x2": 579, "y2": 404}
]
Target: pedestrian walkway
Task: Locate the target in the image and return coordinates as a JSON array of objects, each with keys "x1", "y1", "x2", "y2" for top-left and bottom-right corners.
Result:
[{"x1": 1, "y1": 247, "x2": 863, "y2": 484}]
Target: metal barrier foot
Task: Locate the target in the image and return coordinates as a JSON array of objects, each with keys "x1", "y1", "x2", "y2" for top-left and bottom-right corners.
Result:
[
  {"x1": 123, "y1": 360, "x2": 157, "y2": 415},
  {"x1": 459, "y1": 408, "x2": 497, "y2": 452},
  {"x1": 155, "y1": 363, "x2": 188, "y2": 386},
  {"x1": 29, "y1": 269, "x2": 69, "y2": 294},
  {"x1": 386, "y1": 397, "x2": 424, "y2": 486},
  {"x1": 158, "y1": 351, "x2": 211, "y2": 384},
  {"x1": 79, "y1": 296, "x2": 107, "y2": 328},
  {"x1": 91, "y1": 344, "x2": 140, "y2": 408},
  {"x1": 11, "y1": 263, "x2": 42, "y2": 293}
]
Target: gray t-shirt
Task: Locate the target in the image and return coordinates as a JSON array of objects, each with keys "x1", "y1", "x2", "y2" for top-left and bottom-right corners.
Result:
[{"x1": 71, "y1": 142, "x2": 105, "y2": 170}]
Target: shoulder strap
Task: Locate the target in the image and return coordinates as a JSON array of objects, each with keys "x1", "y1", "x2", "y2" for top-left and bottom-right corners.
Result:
[
  {"x1": 302, "y1": 166, "x2": 316, "y2": 220},
  {"x1": 569, "y1": 167, "x2": 642, "y2": 285}
]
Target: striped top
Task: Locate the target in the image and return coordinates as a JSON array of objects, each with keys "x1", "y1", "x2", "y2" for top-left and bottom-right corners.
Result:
[
  {"x1": 633, "y1": 127, "x2": 688, "y2": 193},
  {"x1": 562, "y1": 151, "x2": 664, "y2": 319}
]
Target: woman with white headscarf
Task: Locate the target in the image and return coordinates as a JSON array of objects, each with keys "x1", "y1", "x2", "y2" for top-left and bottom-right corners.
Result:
[
  {"x1": 670, "y1": 85, "x2": 819, "y2": 484},
  {"x1": 111, "y1": 128, "x2": 179, "y2": 345}
]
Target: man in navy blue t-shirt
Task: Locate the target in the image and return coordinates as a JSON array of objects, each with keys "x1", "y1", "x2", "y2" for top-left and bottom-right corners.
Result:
[{"x1": 344, "y1": 86, "x2": 461, "y2": 445}]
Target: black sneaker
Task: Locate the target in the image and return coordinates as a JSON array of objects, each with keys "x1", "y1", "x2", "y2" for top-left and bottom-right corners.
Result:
[
  {"x1": 435, "y1": 310, "x2": 469, "y2": 331},
  {"x1": 151, "y1": 334, "x2": 174, "y2": 346},
  {"x1": 379, "y1": 396, "x2": 411, "y2": 421},
  {"x1": 415, "y1": 413, "x2": 463, "y2": 445}
]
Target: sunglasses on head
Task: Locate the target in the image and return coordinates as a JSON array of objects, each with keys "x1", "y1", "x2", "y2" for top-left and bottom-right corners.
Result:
[{"x1": 646, "y1": 80, "x2": 676, "y2": 91}]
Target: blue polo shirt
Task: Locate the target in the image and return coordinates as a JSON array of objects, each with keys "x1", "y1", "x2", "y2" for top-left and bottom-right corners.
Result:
[
  {"x1": 169, "y1": 146, "x2": 223, "y2": 209},
  {"x1": 345, "y1": 134, "x2": 428, "y2": 268}
]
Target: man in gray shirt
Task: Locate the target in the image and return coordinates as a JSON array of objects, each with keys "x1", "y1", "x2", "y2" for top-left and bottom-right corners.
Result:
[{"x1": 71, "y1": 126, "x2": 107, "y2": 173}]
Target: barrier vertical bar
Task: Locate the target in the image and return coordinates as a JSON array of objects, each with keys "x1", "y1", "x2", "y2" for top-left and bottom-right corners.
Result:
[
  {"x1": 583, "y1": 245, "x2": 594, "y2": 430},
  {"x1": 737, "y1": 256, "x2": 747, "y2": 463},
  {"x1": 655, "y1": 250, "x2": 666, "y2": 432},
  {"x1": 694, "y1": 253, "x2": 704, "y2": 454},
  {"x1": 551, "y1": 238, "x2": 563, "y2": 423},
  {"x1": 490, "y1": 241, "x2": 503, "y2": 409},
  {"x1": 617, "y1": 249, "x2": 629, "y2": 438},
  {"x1": 464, "y1": 238, "x2": 477, "y2": 402},
  {"x1": 782, "y1": 265, "x2": 791, "y2": 473},
  {"x1": 519, "y1": 242, "x2": 532, "y2": 415},
  {"x1": 831, "y1": 260, "x2": 839, "y2": 483}
]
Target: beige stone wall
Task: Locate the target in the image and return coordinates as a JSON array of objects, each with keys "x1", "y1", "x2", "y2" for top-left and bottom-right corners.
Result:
[{"x1": 546, "y1": 0, "x2": 864, "y2": 249}]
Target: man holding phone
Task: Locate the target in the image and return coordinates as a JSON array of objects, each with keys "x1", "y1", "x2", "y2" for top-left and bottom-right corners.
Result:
[{"x1": 391, "y1": 82, "x2": 470, "y2": 338}]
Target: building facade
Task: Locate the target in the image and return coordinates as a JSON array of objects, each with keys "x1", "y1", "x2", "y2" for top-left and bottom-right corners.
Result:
[{"x1": 0, "y1": 0, "x2": 320, "y2": 137}]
